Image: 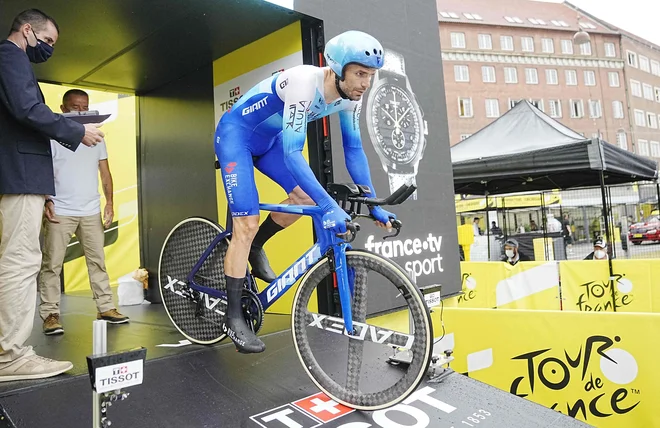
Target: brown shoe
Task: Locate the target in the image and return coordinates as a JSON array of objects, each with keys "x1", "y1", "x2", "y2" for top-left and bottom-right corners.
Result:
[
  {"x1": 43, "y1": 313, "x2": 64, "y2": 336},
  {"x1": 97, "y1": 309, "x2": 129, "y2": 324},
  {"x1": 0, "y1": 354, "x2": 72, "y2": 382}
]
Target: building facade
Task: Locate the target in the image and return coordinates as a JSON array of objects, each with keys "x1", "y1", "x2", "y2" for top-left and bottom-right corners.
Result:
[{"x1": 438, "y1": 0, "x2": 660, "y2": 160}]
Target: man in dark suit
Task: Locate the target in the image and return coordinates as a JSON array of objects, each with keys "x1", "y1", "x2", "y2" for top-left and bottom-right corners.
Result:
[{"x1": 0, "y1": 8, "x2": 105, "y2": 382}]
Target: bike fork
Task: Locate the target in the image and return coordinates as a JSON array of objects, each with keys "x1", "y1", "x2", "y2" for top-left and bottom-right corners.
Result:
[{"x1": 330, "y1": 245, "x2": 354, "y2": 335}]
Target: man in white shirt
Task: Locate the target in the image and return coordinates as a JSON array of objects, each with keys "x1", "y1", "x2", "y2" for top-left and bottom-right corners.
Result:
[{"x1": 38, "y1": 89, "x2": 128, "y2": 335}]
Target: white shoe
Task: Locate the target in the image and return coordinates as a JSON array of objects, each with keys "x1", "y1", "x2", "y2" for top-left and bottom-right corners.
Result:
[{"x1": 0, "y1": 354, "x2": 73, "y2": 382}]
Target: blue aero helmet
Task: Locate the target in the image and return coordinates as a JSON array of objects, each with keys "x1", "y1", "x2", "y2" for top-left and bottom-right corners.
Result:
[{"x1": 324, "y1": 30, "x2": 384, "y2": 80}]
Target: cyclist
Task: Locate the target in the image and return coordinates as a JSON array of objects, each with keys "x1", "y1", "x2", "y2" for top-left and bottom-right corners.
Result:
[{"x1": 214, "y1": 30, "x2": 396, "y2": 353}]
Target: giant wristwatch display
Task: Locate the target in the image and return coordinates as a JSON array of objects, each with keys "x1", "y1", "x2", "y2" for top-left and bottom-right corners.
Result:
[{"x1": 366, "y1": 49, "x2": 428, "y2": 200}]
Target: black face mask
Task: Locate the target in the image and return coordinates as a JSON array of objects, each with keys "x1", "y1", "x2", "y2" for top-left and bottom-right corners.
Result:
[{"x1": 25, "y1": 29, "x2": 53, "y2": 63}]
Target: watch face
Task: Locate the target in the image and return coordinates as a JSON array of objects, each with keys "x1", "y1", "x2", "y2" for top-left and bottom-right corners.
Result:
[{"x1": 369, "y1": 84, "x2": 421, "y2": 165}]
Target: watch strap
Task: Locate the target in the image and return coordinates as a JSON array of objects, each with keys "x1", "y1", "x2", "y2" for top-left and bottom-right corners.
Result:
[
  {"x1": 381, "y1": 50, "x2": 405, "y2": 75},
  {"x1": 388, "y1": 173, "x2": 418, "y2": 200}
]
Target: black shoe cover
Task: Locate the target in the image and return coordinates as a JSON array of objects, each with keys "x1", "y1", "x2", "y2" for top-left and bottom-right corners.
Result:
[
  {"x1": 248, "y1": 246, "x2": 277, "y2": 284},
  {"x1": 224, "y1": 317, "x2": 266, "y2": 354}
]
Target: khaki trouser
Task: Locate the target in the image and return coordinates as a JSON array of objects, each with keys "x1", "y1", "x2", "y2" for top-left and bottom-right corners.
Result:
[
  {"x1": 0, "y1": 194, "x2": 43, "y2": 363},
  {"x1": 38, "y1": 213, "x2": 114, "y2": 319}
]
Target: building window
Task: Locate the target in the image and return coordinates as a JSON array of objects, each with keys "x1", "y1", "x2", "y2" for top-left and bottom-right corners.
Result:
[
  {"x1": 566, "y1": 70, "x2": 578, "y2": 85},
  {"x1": 638, "y1": 140, "x2": 650, "y2": 156},
  {"x1": 627, "y1": 51, "x2": 638, "y2": 67},
  {"x1": 570, "y1": 100, "x2": 584, "y2": 118},
  {"x1": 651, "y1": 141, "x2": 660, "y2": 157},
  {"x1": 640, "y1": 56, "x2": 650, "y2": 73},
  {"x1": 647, "y1": 112, "x2": 658, "y2": 129},
  {"x1": 652, "y1": 60, "x2": 660, "y2": 76},
  {"x1": 500, "y1": 36, "x2": 514, "y2": 51},
  {"x1": 478, "y1": 34, "x2": 493, "y2": 50},
  {"x1": 634, "y1": 109, "x2": 646, "y2": 127},
  {"x1": 655, "y1": 87, "x2": 660, "y2": 103},
  {"x1": 460, "y1": 134, "x2": 472, "y2": 141},
  {"x1": 542, "y1": 38, "x2": 554, "y2": 53},
  {"x1": 588, "y1": 100, "x2": 602, "y2": 118},
  {"x1": 529, "y1": 18, "x2": 547, "y2": 25},
  {"x1": 608, "y1": 72, "x2": 620, "y2": 87},
  {"x1": 612, "y1": 101, "x2": 624, "y2": 119},
  {"x1": 464, "y1": 13, "x2": 483, "y2": 20},
  {"x1": 439, "y1": 12, "x2": 460, "y2": 19},
  {"x1": 505, "y1": 16, "x2": 523, "y2": 23},
  {"x1": 458, "y1": 98, "x2": 473, "y2": 117},
  {"x1": 504, "y1": 67, "x2": 518, "y2": 83},
  {"x1": 546, "y1": 69, "x2": 558, "y2": 85},
  {"x1": 604, "y1": 43, "x2": 616, "y2": 57},
  {"x1": 482, "y1": 66, "x2": 496, "y2": 83},
  {"x1": 584, "y1": 70, "x2": 596, "y2": 86},
  {"x1": 485, "y1": 99, "x2": 500, "y2": 118},
  {"x1": 643, "y1": 83, "x2": 653, "y2": 100},
  {"x1": 525, "y1": 68, "x2": 539, "y2": 84},
  {"x1": 529, "y1": 99, "x2": 544, "y2": 111},
  {"x1": 454, "y1": 65, "x2": 470, "y2": 82},
  {"x1": 451, "y1": 32, "x2": 466, "y2": 48},
  {"x1": 552, "y1": 20, "x2": 569, "y2": 27},
  {"x1": 561, "y1": 39, "x2": 573, "y2": 54},
  {"x1": 548, "y1": 100, "x2": 562, "y2": 118},
  {"x1": 579, "y1": 42, "x2": 592, "y2": 56},
  {"x1": 630, "y1": 80, "x2": 642, "y2": 97},
  {"x1": 521, "y1": 37, "x2": 535, "y2": 52},
  {"x1": 617, "y1": 130, "x2": 628, "y2": 150}
]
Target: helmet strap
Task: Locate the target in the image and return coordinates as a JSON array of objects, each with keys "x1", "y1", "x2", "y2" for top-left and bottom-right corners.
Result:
[{"x1": 335, "y1": 74, "x2": 350, "y2": 100}]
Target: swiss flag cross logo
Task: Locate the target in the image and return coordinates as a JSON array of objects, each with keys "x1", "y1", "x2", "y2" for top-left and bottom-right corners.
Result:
[
  {"x1": 293, "y1": 392, "x2": 353, "y2": 422},
  {"x1": 120, "y1": 366, "x2": 128, "y2": 374}
]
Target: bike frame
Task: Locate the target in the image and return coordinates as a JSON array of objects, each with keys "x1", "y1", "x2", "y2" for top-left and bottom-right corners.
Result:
[{"x1": 185, "y1": 203, "x2": 357, "y2": 333}]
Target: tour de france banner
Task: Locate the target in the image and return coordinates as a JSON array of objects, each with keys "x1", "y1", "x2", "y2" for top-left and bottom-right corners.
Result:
[
  {"x1": 212, "y1": 21, "x2": 312, "y2": 315},
  {"x1": 559, "y1": 260, "x2": 653, "y2": 313},
  {"x1": 42, "y1": 84, "x2": 140, "y2": 293},
  {"x1": 437, "y1": 308, "x2": 660, "y2": 428},
  {"x1": 446, "y1": 261, "x2": 561, "y2": 310}
]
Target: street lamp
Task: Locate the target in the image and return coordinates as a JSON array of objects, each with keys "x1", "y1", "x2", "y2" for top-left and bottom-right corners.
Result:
[{"x1": 573, "y1": 15, "x2": 591, "y2": 46}]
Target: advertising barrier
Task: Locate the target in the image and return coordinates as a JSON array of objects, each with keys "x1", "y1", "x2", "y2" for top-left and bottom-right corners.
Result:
[{"x1": 436, "y1": 308, "x2": 658, "y2": 428}]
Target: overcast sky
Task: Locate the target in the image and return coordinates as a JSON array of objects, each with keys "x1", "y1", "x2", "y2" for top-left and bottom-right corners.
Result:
[{"x1": 541, "y1": 0, "x2": 660, "y2": 46}]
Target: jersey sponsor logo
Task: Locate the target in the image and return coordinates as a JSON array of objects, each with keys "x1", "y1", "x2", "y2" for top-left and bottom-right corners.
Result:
[
  {"x1": 224, "y1": 173, "x2": 238, "y2": 204},
  {"x1": 279, "y1": 78, "x2": 289, "y2": 90},
  {"x1": 242, "y1": 96, "x2": 269, "y2": 116},
  {"x1": 232, "y1": 211, "x2": 249, "y2": 216},
  {"x1": 224, "y1": 162, "x2": 237, "y2": 174},
  {"x1": 285, "y1": 101, "x2": 310, "y2": 133}
]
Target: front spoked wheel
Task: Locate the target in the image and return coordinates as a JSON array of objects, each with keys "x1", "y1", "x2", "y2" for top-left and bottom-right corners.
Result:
[{"x1": 291, "y1": 250, "x2": 433, "y2": 410}]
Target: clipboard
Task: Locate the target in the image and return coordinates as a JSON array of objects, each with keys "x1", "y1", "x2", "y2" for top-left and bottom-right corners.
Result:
[{"x1": 61, "y1": 110, "x2": 111, "y2": 124}]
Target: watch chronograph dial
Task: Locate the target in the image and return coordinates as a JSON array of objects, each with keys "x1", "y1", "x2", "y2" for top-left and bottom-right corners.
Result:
[{"x1": 370, "y1": 84, "x2": 421, "y2": 164}]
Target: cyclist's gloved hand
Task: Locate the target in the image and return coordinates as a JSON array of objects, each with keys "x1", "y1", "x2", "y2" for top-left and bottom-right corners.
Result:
[
  {"x1": 370, "y1": 206, "x2": 396, "y2": 228},
  {"x1": 322, "y1": 209, "x2": 351, "y2": 234}
]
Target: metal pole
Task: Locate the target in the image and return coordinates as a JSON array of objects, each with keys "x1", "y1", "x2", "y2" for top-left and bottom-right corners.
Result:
[
  {"x1": 656, "y1": 181, "x2": 660, "y2": 217},
  {"x1": 93, "y1": 320, "x2": 107, "y2": 428},
  {"x1": 485, "y1": 193, "x2": 490, "y2": 260},
  {"x1": 599, "y1": 170, "x2": 617, "y2": 312}
]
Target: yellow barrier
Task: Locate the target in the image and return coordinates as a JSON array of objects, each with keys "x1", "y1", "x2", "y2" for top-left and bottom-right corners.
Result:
[{"x1": 437, "y1": 308, "x2": 657, "y2": 428}]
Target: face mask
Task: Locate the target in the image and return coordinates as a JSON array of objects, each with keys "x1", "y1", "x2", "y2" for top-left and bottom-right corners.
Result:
[
  {"x1": 594, "y1": 250, "x2": 606, "y2": 259},
  {"x1": 25, "y1": 29, "x2": 53, "y2": 63},
  {"x1": 505, "y1": 249, "x2": 515, "y2": 259}
]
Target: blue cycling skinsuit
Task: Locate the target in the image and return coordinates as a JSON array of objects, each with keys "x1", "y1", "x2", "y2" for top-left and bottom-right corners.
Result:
[{"x1": 214, "y1": 64, "x2": 388, "y2": 232}]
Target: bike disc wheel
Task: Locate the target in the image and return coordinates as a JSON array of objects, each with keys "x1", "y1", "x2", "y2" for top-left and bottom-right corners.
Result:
[
  {"x1": 291, "y1": 250, "x2": 433, "y2": 410},
  {"x1": 158, "y1": 217, "x2": 228, "y2": 344}
]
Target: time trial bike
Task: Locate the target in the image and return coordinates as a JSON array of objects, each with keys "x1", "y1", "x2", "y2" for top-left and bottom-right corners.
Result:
[{"x1": 158, "y1": 182, "x2": 433, "y2": 410}]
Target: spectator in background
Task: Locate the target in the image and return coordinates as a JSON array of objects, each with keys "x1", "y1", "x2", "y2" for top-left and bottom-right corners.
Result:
[
  {"x1": 490, "y1": 221, "x2": 503, "y2": 236},
  {"x1": 530, "y1": 219, "x2": 538, "y2": 231},
  {"x1": 584, "y1": 237, "x2": 609, "y2": 260},
  {"x1": 473, "y1": 217, "x2": 481, "y2": 236},
  {"x1": 562, "y1": 213, "x2": 573, "y2": 254},
  {"x1": 0, "y1": 8, "x2": 104, "y2": 382},
  {"x1": 501, "y1": 238, "x2": 530, "y2": 266},
  {"x1": 39, "y1": 89, "x2": 129, "y2": 336}
]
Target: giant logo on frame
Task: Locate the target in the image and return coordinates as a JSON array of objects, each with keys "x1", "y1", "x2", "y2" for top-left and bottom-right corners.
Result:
[{"x1": 509, "y1": 334, "x2": 640, "y2": 423}]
